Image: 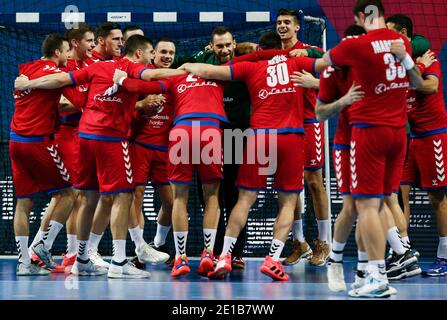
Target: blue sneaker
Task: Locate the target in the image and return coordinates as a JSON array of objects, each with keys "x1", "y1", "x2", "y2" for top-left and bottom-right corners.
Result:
[{"x1": 422, "y1": 258, "x2": 447, "y2": 277}]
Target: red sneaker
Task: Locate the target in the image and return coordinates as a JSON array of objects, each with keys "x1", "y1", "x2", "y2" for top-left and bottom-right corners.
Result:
[
  {"x1": 207, "y1": 253, "x2": 232, "y2": 279},
  {"x1": 171, "y1": 255, "x2": 191, "y2": 277},
  {"x1": 260, "y1": 256, "x2": 289, "y2": 281},
  {"x1": 61, "y1": 253, "x2": 77, "y2": 272},
  {"x1": 31, "y1": 253, "x2": 65, "y2": 273},
  {"x1": 197, "y1": 248, "x2": 215, "y2": 277}
]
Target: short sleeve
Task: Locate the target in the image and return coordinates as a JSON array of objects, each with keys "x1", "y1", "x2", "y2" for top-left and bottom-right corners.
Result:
[
  {"x1": 289, "y1": 57, "x2": 316, "y2": 74},
  {"x1": 328, "y1": 37, "x2": 356, "y2": 67},
  {"x1": 317, "y1": 67, "x2": 340, "y2": 104},
  {"x1": 130, "y1": 62, "x2": 150, "y2": 80},
  {"x1": 230, "y1": 61, "x2": 254, "y2": 81},
  {"x1": 69, "y1": 67, "x2": 90, "y2": 86},
  {"x1": 425, "y1": 60, "x2": 441, "y2": 79}
]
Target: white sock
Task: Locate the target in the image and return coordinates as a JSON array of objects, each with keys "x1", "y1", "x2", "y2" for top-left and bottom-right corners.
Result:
[
  {"x1": 387, "y1": 226, "x2": 406, "y2": 255},
  {"x1": 203, "y1": 228, "x2": 217, "y2": 251},
  {"x1": 292, "y1": 220, "x2": 305, "y2": 242},
  {"x1": 330, "y1": 240, "x2": 346, "y2": 262},
  {"x1": 317, "y1": 219, "x2": 329, "y2": 242},
  {"x1": 140, "y1": 228, "x2": 144, "y2": 238},
  {"x1": 357, "y1": 250, "x2": 368, "y2": 272},
  {"x1": 43, "y1": 220, "x2": 64, "y2": 250},
  {"x1": 154, "y1": 223, "x2": 171, "y2": 247},
  {"x1": 437, "y1": 236, "x2": 447, "y2": 259},
  {"x1": 112, "y1": 240, "x2": 127, "y2": 263},
  {"x1": 16, "y1": 236, "x2": 31, "y2": 264},
  {"x1": 129, "y1": 226, "x2": 145, "y2": 250},
  {"x1": 368, "y1": 259, "x2": 387, "y2": 279},
  {"x1": 66, "y1": 234, "x2": 77, "y2": 256},
  {"x1": 88, "y1": 232, "x2": 103, "y2": 251},
  {"x1": 174, "y1": 231, "x2": 188, "y2": 258},
  {"x1": 268, "y1": 239, "x2": 285, "y2": 261},
  {"x1": 222, "y1": 236, "x2": 237, "y2": 256},
  {"x1": 402, "y1": 236, "x2": 411, "y2": 249},
  {"x1": 77, "y1": 240, "x2": 89, "y2": 261},
  {"x1": 29, "y1": 230, "x2": 44, "y2": 255}
]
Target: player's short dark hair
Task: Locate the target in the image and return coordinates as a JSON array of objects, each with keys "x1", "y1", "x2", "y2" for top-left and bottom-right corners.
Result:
[
  {"x1": 156, "y1": 37, "x2": 176, "y2": 48},
  {"x1": 42, "y1": 33, "x2": 68, "y2": 58},
  {"x1": 386, "y1": 14, "x2": 413, "y2": 38},
  {"x1": 124, "y1": 35, "x2": 153, "y2": 55},
  {"x1": 259, "y1": 31, "x2": 282, "y2": 50},
  {"x1": 344, "y1": 24, "x2": 367, "y2": 37},
  {"x1": 95, "y1": 22, "x2": 121, "y2": 39},
  {"x1": 123, "y1": 25, "x2": 143, "y2": 36},
  {"x1": 276, "y1": 8, "x2": 300, "y2": 25},
  {"x1": 211, "y1": 26, "x2": 233, "y2": 42},
  {"x1": 66, "y1": 23, "x2": 94, "y2": 44},
  {"x1": 353, "y1": 0, "x2": 385, "y2": 17}
]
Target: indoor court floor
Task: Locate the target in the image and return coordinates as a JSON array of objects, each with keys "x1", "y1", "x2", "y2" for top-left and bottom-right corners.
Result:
[{"x1": 0, "y1": 257, "x2": 446, "y2": 300}]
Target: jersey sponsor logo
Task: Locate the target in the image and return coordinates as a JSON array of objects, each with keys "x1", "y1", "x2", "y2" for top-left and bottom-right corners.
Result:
[
  {"x1": 371, "y1": 39, "x2": 404, "y2": 54},
  {"x1": 177, "y1": 80, "x2": 218, "y2": 93},
  {"x1": 375, "y1": 81, "x2": 409, "y2": 94},
  {"x1": 93, "y1": 93, "x2": 123, "y2": 104},
  {"x1": 42, "y1": 65, "x2": 63, "y2": 73},
  {"x1": 258, "y1": 87, "x2": 296, "y2": 100},
  {"x1": 13, "y1": 88, "x2": 32, "y2": 99},
  {"x1": 224, "y1": 97, "x2": 234, "y2": 103}
]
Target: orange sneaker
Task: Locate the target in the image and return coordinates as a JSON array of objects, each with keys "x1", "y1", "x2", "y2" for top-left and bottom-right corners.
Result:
[
  {"x1": 197, "y1": 248, "x2": 215, "y2": 277},
  {"x1": 207, "y1": 253, "x2": 232, "y2": 279},
  {"x1": 61, "y1": 253, "x2": 77, "y2": 272},
  {"x1": 260, "y1": 256, "x2": 289, "y2": 281},
  {"x1": 171, "y1": 255, "x2": 191, "y2": 277}
]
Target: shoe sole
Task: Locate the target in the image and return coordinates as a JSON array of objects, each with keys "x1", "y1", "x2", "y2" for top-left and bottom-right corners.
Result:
[
  {"x1": 282, "y1": 250, "x2": 313, "y2": 265},
  {"x1": 422, "y1": 271, "x2": 447, "y2": 277},
  {"x1": 16, "y1": 272, "x2": 50, "y2": 276},
  {"x1": 389, "y1": 267, "x2": 422, "y2": 281},
  {"x1": 108, "y1": 273, "x2": 150, "y2": 279},
  {"x1": 171, "y1": 267, "x2": 191, "y2": 277},
  {"x1": 197, "y1": 258, "x2": 214, "y2": 277},
  {"x1": 328, "y1": 281, "x2": 347, "y2": 292},
  {"x1": 208, "y1": 267, "x2": 230, "y2": 279},
  {"x1": 260, "y1": 266, "x2": 289, "y2": 281},
  {"x1": 348, "y1": 290, "x2": 391, "y2": 298}
]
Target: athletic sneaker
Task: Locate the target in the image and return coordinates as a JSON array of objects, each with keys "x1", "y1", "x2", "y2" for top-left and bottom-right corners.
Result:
[
  {"x1": 327, "y1": 260, "x2": 346, "y2": 291},
  {"x1": 309, "y1": 240, "x2": 330, "y2": 266},
  {"x1": 386, "y1": 250, "x2": 417, "y2": 273},
  {"x1": 130, "y1": 256, "x2": 146, "y2": 270},
  {"x1": 16, "y1": 262, "x2": 50, "y2": 276},
  {"x1": 61, "y1": 253, "x2": 76, "y2": 268},
  {"x1": 351, "y1": 270, "x2": 366, "y2": 290},
  {"x1": 232, "y1": 256, "x2": 245, "y2": 269},
  {"x1": 108, "y1": 260, "x2": 151, "y2": 279},
  {"x1": 348, "y1": 273, "x2": 393, "y2": 298},
  {"x1": 31, "y1": 242, "x2": 56, "y2": 270},
  {"x1": 197, "y1": 248, "x2": 215, "y2": 277},
  {"x1": 136, "y1": 242, "x2": 169, "y2": 265},
  {"x1": 88, "y1": 248, "x2": 110, "y2": 269},
  {"x1": 260, "y1": 256, "x2": 289, "y2": 281},
  {"x1": 422, "y1": 258, "x2": 447, "y2": 277},
  {"x1": 208, "y1": 253, "x2": 232, "y2": 279},
  {"x1": 282, "y1": 240, "x2": 312, "y2": 265},
  {"x1": 31, "y1": 252, "x2": 65, "y2": 273},
  {"x1": 71, "y1": 258, "x2": 108, "y2": 276},
  {"x1": 388, "y1": 262, "x2": 422, "y2": 280},
  {"x1": 148, "y1": 242, "x2": 174, "y2": 265},
  {"x1": 171, "y1": 255, "x2": 191, "y2": 277}
]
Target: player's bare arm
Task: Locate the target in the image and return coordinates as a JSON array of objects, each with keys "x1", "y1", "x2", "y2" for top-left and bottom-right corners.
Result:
[
  {"x1": 315, "y1": 83, "x2": 365, "y2": 122},
  {"x1": 179, "y1": 63, "x2": 232, "y2": 81},
  {"x1": 15, "y1": 72, "x2": 73, "y2": 90},
  {"x1": 415, "y1": 50, "x2": 439, "y2": 94},
  {"x1": 140, "y1": 68, "x2": 187, "y2": 81},
  {"x1": 390, "y1": 40, "x2": 423, "y2": 89},
  {"x1": 291, "y1": 70, "x2": 320, "y2": 89}
]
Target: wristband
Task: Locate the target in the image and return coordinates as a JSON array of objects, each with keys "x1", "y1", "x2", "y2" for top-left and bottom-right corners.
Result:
[
  {"x1": 118, "y1": 76, "x2": 127, "y2": 86},
  {"x1": 416, "y1": 62, "x2": 426, "y2": 75},
  {"x1": 401, "y1": 53, "x2": 415, "y2": 70}
]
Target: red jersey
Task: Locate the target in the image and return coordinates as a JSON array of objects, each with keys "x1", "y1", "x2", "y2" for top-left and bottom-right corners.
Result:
[
  {"x1": 83, "y1": 49, "x2": 110, "y2": 65},
  {"x1": 407, "y1": 60, "x2": 447, "y2": 137},
  {"x1": 317, "y1": 66, "x2": 352, "y2": 146},
  {"x1": 69, "y1": 58, "x2": 153, "y2": 140},
  {"x1": 11, "y1": 60, "x2": 84, "y2": 136},
  {"x1": 161, "y1": 74, "x2": 227, "y2": 125},
  {"x1": 59, "y1": 58, "x2": 90, "y2": 126},
  {"x1": 291, "y1": 41, "x2": 324, "y2": 120},
  {"x1": 329, "y1": 29, "x2": 412, "y2": 128},
  {"x1": 230, "y1": 55, "x2": 316, "y2": 133}
]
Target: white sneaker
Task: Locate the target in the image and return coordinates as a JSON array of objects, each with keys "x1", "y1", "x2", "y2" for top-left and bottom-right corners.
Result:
[
  {"x1": 108, "y1": 261, "x2": 151, "y2": 279},
  {"x1": 16, "y1": 262, "x2": 50, "y2": 276},
  {"x1": 88, "y1": 248, "x2": 110, "y2": 269},
  {"x1": 348, "y1": 273, "x2": 392, "y2": 298},
  {"x1": 71, "y1": 259, "x2": 108, "y2": 276},
  {"x1": 327, "y1": 261, "x2": 346, "y2": 292},
  {"x1": 136, "y1": 242, "x2": 169, "y2": 265},
  {"x1": 351, "y1": 271, "x2": 366, "y2": 290}
]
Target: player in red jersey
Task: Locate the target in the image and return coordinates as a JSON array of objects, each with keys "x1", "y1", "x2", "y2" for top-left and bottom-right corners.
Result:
[
  {"x1": 322, "y1": 0, "x2": 424, "y2": 298},
  {"x1": 387, "y1": 15, "x2": 447, "y2": 277},
  {"x1": 11, "y1": 34, "x2": 86, "y2": 275},
  {"x1": 15, "y1": 35, "x2": 185, "y2": 278},
  {"x1": 276, "y1": 9, "x2": 331, "y2": 265},
  {"x1": 27, "y1": 24, "x2": 96, "y2": 272},
  {"x1": 178, "y1": 40, "x2": 327, "y2": 281}
]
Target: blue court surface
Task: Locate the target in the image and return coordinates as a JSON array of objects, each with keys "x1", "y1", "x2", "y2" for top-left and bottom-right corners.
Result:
[{"x1": 1, "y1": 257, "x2": 446, "y2": 300}]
